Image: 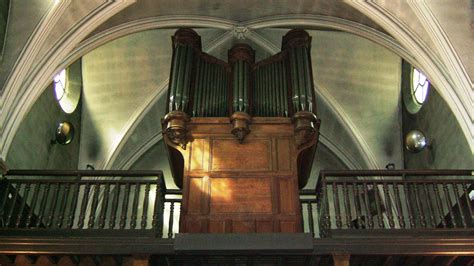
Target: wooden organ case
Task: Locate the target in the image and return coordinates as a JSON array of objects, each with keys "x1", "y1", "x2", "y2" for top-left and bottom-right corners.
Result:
[{"x1": 162, "y1": 28, "x2": 321, "y2": 233}]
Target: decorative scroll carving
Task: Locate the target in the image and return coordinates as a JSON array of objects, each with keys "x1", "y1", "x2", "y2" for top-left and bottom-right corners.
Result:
[
  {"x1": 162, "y1": 111, "x2": 190, "y2": 149},
  {"x1": 292, "y1": 111, "x2": 320, "y2": 149},
  {"x1": 230, "y1": 112, "x2": 251, "y2": 143}
]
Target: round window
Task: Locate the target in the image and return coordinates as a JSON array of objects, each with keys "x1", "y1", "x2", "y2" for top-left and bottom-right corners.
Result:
[
  {"x1": 402, "y1": 61, "x2": 430, "y2": 114},
  {"x1": 411, "y1": 68, "x2": 429, "y2": 105},
  {"x1": 52, "y1": 60, "x2": 82, "y2": 113},
  {"x1": 53, "y1": 69, "x2": 67, "y2": 101}
]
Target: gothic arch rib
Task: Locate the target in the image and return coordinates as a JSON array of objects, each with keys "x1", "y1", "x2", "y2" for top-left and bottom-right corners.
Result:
[
  {"x1": 347, "y1": 2, "x2": 473, "y2": 152},
  {"x1": 0, "y1": 0, "x2": 136, "y2": 160}
]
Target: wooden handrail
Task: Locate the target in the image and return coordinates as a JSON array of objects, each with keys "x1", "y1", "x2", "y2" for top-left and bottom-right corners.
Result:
[
  {"x1": 5, "y1": 169, "x2": 164, "y2": 177},
  {"x1": 315, "y1": 169, "x2": 473, "y2": 195},
  {"x1": 319, "y1": 169, "x2": 472, "y2": 177}
]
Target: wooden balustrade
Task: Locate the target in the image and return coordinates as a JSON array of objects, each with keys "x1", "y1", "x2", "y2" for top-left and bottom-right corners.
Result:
[
  {"x1": 315, "y1": 170, "x2": 473, "y2": 237},
  {"x1": 1, "y1": 169, "x2": 472, "y2": 240},
  {"x1": 0, "y1": 170, "x2": 165, "y2": 237}
]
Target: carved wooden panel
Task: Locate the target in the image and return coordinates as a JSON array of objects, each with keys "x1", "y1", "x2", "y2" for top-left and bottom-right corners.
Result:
[
  {"x1": 187, "y1": 178, "x2": 203, "y2": 214},
  {"x1": 279, "y1": 178, "x2": 297, "y2": 214},
  {"x1": 190, "y1": 138, "x2": 208, "y2": 171},
  {"x1": 232, "y1": 220, "x2": 254, "y2": 233},
  {"x1": 210, "y1": 178, "x2": 272, "y2": 214},
  {"x1": 165, "y1": 118, "x2": 316, "y2": 234},
  {"x1": 256, "y1": 220, "x2": 273, "y2": 233},
  {"x1": 211, "y1": 139, "x2": 271, "y2": 171},
  {"x1": 280, "y1": 220, "x2": 298, "y2": 233},
  {"x1": 276, "y1": 138, "x2": 292, "y2": 171}
]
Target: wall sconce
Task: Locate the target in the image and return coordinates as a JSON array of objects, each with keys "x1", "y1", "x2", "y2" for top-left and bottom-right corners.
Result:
[
  {"x1": 51, "y1": 121, "x2": 74, "y2": 145},
  {"x1": 405, "y1": 129, "x2": 429, "y2": 153}
]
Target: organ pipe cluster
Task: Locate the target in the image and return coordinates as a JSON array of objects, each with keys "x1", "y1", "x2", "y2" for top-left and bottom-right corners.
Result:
[{"x1": 163, "y1": 28, "x2": 320, "y2": 146}]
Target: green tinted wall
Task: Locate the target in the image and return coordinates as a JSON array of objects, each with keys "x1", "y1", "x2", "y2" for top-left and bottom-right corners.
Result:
[
  {"x1": 6, "y1": 84, "x2": 81, "y2": 169},
  {"x1": 402, "y1": 82, "x2": 472, "y2": 169},
  {"x1": 0, "y1": 0, "x2": 9, "y2": 54}
]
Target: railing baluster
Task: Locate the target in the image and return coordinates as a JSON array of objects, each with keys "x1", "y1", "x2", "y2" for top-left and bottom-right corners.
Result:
[
  {"x1": 357, "y1": 183, "x2": 370, "y2": 229},
  {"x1": 26, "y1": 183, "x2": 41, "y2": 228},
  {"x1": 413, "y1": 183, "x2": 426, "y2": 227},
  {"x1": 109, "y1": 183, "x2": 120, "y2": 229},
  {"x1": 423, "y1": 183, "x2": 436, "y2": 228},
  {"x1": 36, "y1": 183, "x2": 50, "y2": 228},
  {"x1": 152, "y1": 182, "x2": 164, "y2": 237},
  {"x1": 168, "y1": 201, "x2": 175, "y2": 238},
  {"x1": 462, "y1": 183, "x2": 473, "y2": 225},
  {"x1": 452, "y1": 183, "x2": 466, "y2": 228},
  {"x1": 120, "y1": 184, "x2": 131, "y2": 229},
  {"x1": 353, "y1": 184, "x2": 362, "y2": 229},
  {"x1": 88, "y1": 183, "x2": 101, "y2": 228},
  {"x1": 16, "y1": 183, "x2": 30, "y2": 228},
  {"x1": 382, "y1": 183, "x2": 394, "y2": 229},
  {"x1": 333, "y1": 182, "x2": 342, "y2": 229},
  {"x1": 6, "y1": 183, "x2": 21, "y2": 227},
  {"x1": 362, "y1": 182, "x2": 374, "y2": 229},
  {"x1": 67, "y1": 183, "x2": 80, "y2": 229},
  {"x1": 343, "y1": 182, "x2": 352, "y2": 228},
  {"x1": 323, "y1": 181, "x2": 331, "y2": 231},
  {"x1": 433, "y1": 183, "x2": 447, "y2": 228},
  {"x1": 404, "y1": 183, "x2": 415, "y2": 228},
  {"x1": 78, "y1": 183, "x2": 91, "y2": 229},
  {"x1": 141, "y1": 183, "x2": 151, "y2": 229},
  {"x1": 307, "y1": 201, "x2": 314, "y2": 237},
  {"x1": 57, "y1": 183, "x2": 70, "y2": 228},
  {"x1": 47, "y1": 183, "x2": 61, "y2": 228},
  {"x1": 99, "y1": 184, "x2": 110, "y2": 229},
  {"x1": 0, "y1": 180, "x2": 10, "y2": 222},
  {"x1": 443, "y1": 183, "x2": 457, "y2": 228},
  {"x1": 373, "y1": 183, "x2": 384, "y2": 228},
  {"x1": 392, "y1": 182, "x2": 405, "y2": 228},
  {"x1": 130, "y1": 183, "x2": 140, "y2": 229}
]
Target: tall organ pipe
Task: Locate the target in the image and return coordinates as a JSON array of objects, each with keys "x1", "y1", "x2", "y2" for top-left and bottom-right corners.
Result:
[
  {"x1": 167, "y1": 29, "x2": 201, "y2": 114},
  {"x1": 282, "y1": 29, "x2": 315, "y2": 114},
  {"x1": 229, "y1": 44, "x2": 254, "y2": 114}
]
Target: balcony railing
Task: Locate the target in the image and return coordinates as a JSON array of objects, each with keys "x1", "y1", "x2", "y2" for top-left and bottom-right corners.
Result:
[
  {"x1": 1, "y1": 169, "x2": 472, "y2": 240},
  {"x1": 0, "y1": 170, "x2": 165, "y2": 237},
  {"x1": 316, "y1": 170, "x2": 473, "y2": 237},
  {"x1": 0, "y1": 169, "x2": 473, "y2": 263}
]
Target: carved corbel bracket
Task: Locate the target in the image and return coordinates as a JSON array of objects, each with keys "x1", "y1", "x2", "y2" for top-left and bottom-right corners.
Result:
[
  {"x1": 162, "y1": 111, "x2": 190, "y2": 149},
  {"x1": 230, "y1": 112, "x2": 251, "y2": 143},
  {"x1": 292, "y1": 111, "x2": 320, "y2": 149}
]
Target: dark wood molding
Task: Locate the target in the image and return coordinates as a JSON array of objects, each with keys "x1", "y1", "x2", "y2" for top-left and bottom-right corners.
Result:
[{"x1": 0, "y1": 235, "x2": 472, "y2": 255}]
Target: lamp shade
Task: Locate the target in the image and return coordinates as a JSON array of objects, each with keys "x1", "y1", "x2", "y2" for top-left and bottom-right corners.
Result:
[
  {"x1": 405, "y1": 129, "x2": 427, "y2": 153},
  {"x1": 55, "y1": 121, "x2": 74, "y2": 145}
]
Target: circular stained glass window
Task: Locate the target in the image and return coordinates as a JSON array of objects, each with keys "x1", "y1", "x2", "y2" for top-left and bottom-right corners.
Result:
[{"x1": 411, "y1": 68, "x2": 430, "y2": 105}]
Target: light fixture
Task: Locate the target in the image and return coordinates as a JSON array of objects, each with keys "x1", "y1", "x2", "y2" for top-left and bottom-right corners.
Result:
[
  {"x1": 52, "y1": 121, "x2": 74, "y2": 145},
  {"x1": 405, "y1": 129, "x2": 429, "y2": 153}
]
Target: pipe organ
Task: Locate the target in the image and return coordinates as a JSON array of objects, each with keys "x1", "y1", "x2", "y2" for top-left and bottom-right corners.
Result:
[{"x1": 162, "y1": 28, "x2": 320, "y2": 233}]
